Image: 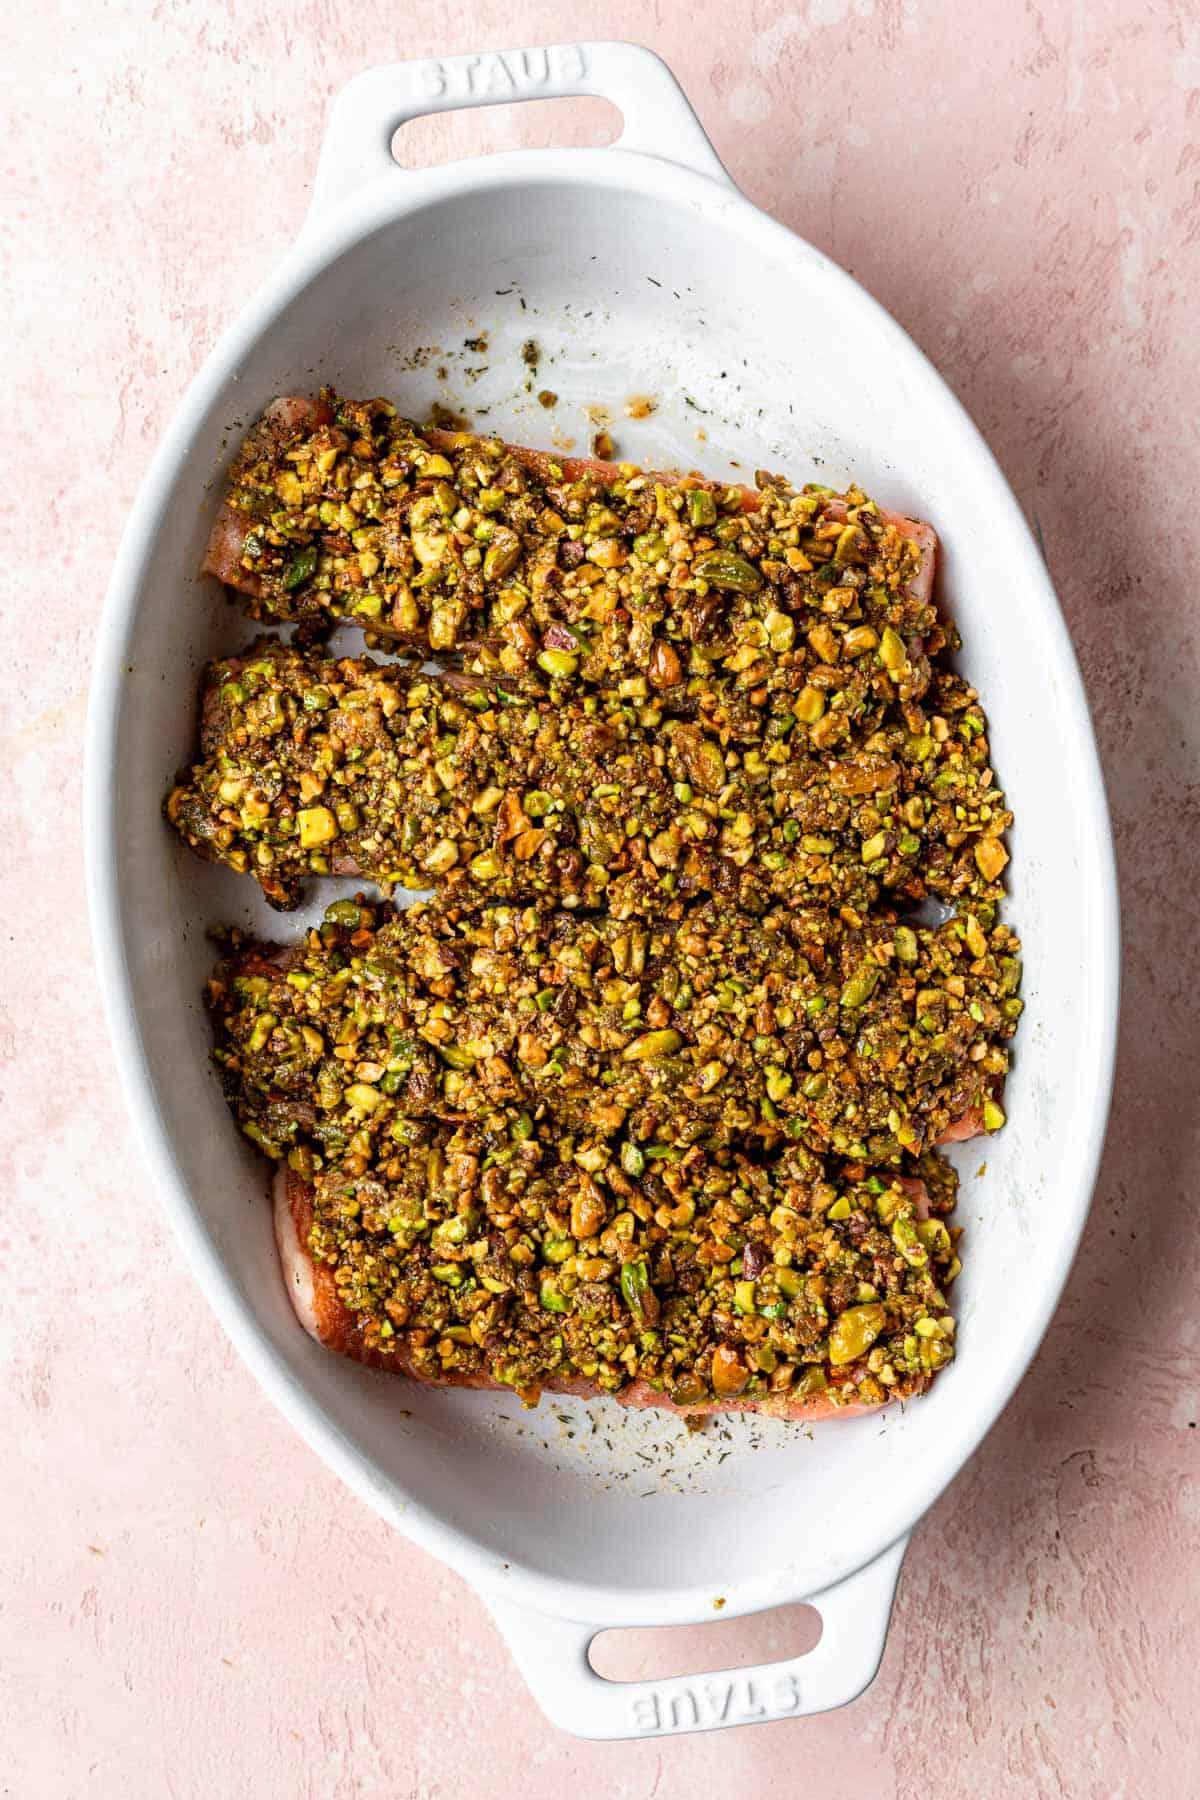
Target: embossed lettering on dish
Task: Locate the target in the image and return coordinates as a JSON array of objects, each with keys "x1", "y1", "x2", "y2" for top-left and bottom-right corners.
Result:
[
  {"x1": 630, "y1": 1672, "x2": 802, "y2": 1733},
  {"x1": 419, "y1": 46, "x2": 588, "y2": 101}
]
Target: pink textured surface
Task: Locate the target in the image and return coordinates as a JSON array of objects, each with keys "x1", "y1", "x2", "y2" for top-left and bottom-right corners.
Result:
[{"x1": 4, "y1": 1, "x2": 1199, "y2": 1792}]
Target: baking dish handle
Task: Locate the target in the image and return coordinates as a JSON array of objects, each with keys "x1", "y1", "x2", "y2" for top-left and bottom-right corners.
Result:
[
  {"x1": 483, "y1": 1535, "x2": 909, "y2": 1740},
  {"x1": 306, "y1": 41, "x2": 730, "y2": 226}
]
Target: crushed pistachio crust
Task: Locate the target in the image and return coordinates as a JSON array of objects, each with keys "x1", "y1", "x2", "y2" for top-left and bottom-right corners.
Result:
[
  {"x1": 211, "y1": 914, "x2": 964, "y2": 1404},
  {"x1": 211, "y1": 897, "x2": 1018, "y2": 1168},
  {"x1": 208, "y1": 883, "x2": 1015, "y2": 1403},
  {"x1": 217, "y1": 392, "x2": 944, "y2": 707},
  {"x1": 191, "y1": 396, "x2": 1023, "y2": 1414},
  {"x1": 168, "y1": 640, "x2": 1012, "y2": 917},
  {"x1": 304, "y1": 1124, "x2": 958, "y2": 1406}
]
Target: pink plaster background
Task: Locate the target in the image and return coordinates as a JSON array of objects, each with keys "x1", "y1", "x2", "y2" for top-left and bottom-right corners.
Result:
[{"x1": 3, "y1": 1, "x2": 1199, "y2": 1793}]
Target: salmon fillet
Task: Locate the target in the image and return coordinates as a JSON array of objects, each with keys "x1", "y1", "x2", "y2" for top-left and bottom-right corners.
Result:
[
  {"x1": 211, "y1": 901, "x2": 975, "y2": 1420},
  {"x1": 273, "y1": 1164, "x2": 936, "y2": 1422},
  {"x1": 166, "y1": 638, "x2": 1013, "y2": 916},
  {"x1": 209, "y1": 898, "x2": 1009, "y2": 1166},
  {"x1": 201, "y1": 397, "x2": 941, "y2": 707},
  {"x1": 203, "y1": 396, "x2": 937, "y2": 605}
]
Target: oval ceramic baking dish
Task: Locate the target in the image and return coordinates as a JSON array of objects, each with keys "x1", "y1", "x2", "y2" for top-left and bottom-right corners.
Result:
[{"x1": 84, "y1": 42, "x2": 1119, "y2": 1740}]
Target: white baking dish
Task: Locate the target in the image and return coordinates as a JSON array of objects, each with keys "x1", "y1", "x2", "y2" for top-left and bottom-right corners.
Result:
[{"x1": 84, "y1": 42, "x2": 1119, "y2": 1739}]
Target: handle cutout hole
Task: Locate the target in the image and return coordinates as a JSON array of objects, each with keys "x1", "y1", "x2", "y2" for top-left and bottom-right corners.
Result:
[
  {"x1": 588, "y1": 1603, "x2": 822, "y2": 1683},
  {"x1": 391, "y1": 96, "x2": 622, "y2": 169}
]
